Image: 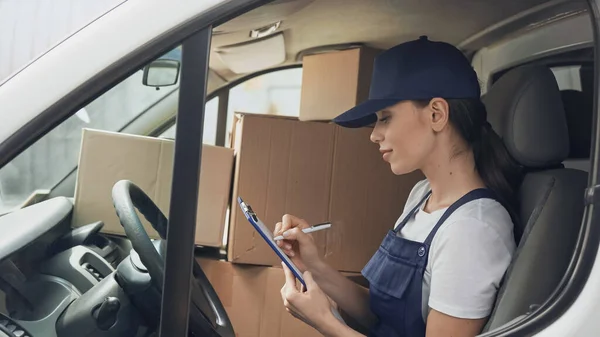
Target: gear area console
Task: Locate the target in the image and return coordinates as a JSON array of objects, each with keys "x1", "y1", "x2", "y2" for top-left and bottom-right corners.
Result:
[
  {"x1": 1, "y1": 274, "x2": 78, "y2": 337},
  {"x1": 2, "y1": 272, "x2": 144, "y2": 337}
]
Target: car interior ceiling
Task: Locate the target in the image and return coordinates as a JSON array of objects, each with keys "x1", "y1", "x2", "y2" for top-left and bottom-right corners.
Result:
[{"x1": 206, "y1": 0, "x2": 552, "y2": 93}]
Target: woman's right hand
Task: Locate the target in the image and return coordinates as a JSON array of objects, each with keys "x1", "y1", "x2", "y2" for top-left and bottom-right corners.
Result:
[{"x1": 274, "y1": 214, "x2": 323, "y2": 273}]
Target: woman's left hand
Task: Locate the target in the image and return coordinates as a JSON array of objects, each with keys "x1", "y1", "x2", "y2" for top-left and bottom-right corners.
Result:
[{"x1": 280, "y1": 263, "x2": 340, "y2": 335}]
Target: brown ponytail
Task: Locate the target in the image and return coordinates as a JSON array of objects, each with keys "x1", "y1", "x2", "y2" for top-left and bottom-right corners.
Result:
[{"x1": 414, "y1": 98, "x2": 523, "y2": 237}]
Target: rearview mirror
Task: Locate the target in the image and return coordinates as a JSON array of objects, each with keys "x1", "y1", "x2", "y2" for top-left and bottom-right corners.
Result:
[{"x1": 142, "y1": 59, "x2": 181, "y2": 87}]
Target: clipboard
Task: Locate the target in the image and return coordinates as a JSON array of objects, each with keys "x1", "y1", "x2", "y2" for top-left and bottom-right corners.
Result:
[
  {"x1": 237, "y1": 197, "x2": 306, "y2": 287},
  {"x1": 237, "y1": 197, "x2": 347, "y2": 324}
]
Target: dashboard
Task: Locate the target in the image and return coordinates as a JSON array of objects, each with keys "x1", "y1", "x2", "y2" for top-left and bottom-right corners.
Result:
[{"x1": 0, "y1": 197, "x2": 145, "y2": 337}]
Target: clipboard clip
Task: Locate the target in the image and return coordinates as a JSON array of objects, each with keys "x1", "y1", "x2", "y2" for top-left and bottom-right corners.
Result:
[{"x1": 238, "y1": 197, "x2": 259, "y2": 222}]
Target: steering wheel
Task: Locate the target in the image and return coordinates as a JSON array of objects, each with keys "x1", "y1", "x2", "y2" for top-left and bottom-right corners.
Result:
[{"x1": 111, "y1": 180, "x2": 234, "y2": 337}]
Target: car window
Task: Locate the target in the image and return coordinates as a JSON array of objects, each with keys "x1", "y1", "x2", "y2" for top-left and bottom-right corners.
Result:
[
  {"x1": 551, "y1": 64, "x2": 594, "y2": 167},
  {"x1": 0, "y1": 47, "x2": 182, "y2": 214},
  {"x1": 160, "y1": 68, "x2": 303, "y2": 146},
  {"x1": 159, "y1": 97, "x2": 219, "y2": 144},
  {"x1": 551, "y1": 65, "x2": 582, "y2": 91},
  {"x1": 225, "y1": 67, "x2": 302, "y2": 145}
]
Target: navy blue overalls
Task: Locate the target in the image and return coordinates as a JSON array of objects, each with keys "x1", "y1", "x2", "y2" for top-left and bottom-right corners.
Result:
[{"x1": 362, "y1": 188, "x2": 498, "y2": 337}]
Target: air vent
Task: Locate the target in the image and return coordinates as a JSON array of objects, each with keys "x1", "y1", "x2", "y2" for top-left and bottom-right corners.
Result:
[
  {"x1": 81, "y1": 263, "x2": 104, "y2": 282},
  {"x1": 0, "y1": 315, "x2": 32, "y2": 337}
]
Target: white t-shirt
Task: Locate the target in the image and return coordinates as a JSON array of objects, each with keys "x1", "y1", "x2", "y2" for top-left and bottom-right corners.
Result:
[{"x1": 395, "y1": 180, "x2": 516, "y2": 321}]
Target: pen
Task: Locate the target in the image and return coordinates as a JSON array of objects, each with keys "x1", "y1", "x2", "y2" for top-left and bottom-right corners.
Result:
[{"x1": 273, "y1": 222, "x2": 332, "y2": 241}]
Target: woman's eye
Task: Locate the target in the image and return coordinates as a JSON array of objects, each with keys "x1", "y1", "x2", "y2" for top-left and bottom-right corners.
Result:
[{"x1": 379, "y1": 116, "x2": 390, "y2": 124}]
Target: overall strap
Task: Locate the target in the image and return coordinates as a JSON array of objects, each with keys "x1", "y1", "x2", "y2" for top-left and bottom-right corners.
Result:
[
  {"x1": 423, "y1": 188, "x2": 498, "y2": 246},
  {"x1": 394, "y1": 190, "x2": 432, "y2": 233}
]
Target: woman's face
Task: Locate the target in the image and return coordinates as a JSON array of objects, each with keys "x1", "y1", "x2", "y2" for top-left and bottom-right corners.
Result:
[{"x1": 370, "y1": 101, "x2": 437, "y2": 175}]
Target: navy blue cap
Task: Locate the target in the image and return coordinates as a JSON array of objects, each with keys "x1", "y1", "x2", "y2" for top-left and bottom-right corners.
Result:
[{"x1": 333, "y1": 36, "x2": 480, "y2": 128}]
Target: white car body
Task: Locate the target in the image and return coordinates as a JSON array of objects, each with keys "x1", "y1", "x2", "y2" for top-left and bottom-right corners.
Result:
[{"x1": 0, "y1": 0, "x2": 598, "y2": 336}]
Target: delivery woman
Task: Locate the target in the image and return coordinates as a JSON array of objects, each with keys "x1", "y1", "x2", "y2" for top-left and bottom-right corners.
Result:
[{"x1": 274, "y1": 36, "x2": 521, "y2": 337}]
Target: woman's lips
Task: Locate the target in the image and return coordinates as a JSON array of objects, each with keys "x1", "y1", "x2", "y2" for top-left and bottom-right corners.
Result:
[{"x1": 380, "y1": 149, "x2": 392, "y2": 161}]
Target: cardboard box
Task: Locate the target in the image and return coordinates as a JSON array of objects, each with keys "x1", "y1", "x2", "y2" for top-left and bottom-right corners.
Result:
[
  {"x1": 228, "y1": 114, "x2": 423, "y2": 271},
  {"x1": 72, "y1": 129, "x2": 234, "y2": 247},
  {"x1": 197, "y1": 257, "x2": 365, "y2": 337},
  {"x1": 299, "y1": 47, "x2": 381, "y2": 121}
]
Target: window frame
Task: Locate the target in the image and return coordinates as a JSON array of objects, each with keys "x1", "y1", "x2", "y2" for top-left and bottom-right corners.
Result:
[{"x1": 159, "y1": 26, "x2": 210, "y2": 336}]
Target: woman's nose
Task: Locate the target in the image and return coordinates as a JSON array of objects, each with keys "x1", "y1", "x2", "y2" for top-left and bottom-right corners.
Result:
[{"x1": 370, "y1": 127, "x2": 383, "y2": 144}]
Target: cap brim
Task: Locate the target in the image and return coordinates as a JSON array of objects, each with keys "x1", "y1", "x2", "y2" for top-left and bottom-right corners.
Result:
[{"x1": 333, "y1": 99, "x2": 401, "y2": 128}]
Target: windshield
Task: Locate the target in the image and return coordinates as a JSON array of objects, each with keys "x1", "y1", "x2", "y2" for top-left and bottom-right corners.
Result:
[{"x1": 0, "y1": 48, "x2": 181, "y2": 213}]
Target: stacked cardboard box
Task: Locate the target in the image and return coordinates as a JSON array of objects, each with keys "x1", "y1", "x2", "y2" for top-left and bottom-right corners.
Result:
[
  {"x1": 72, "y1": 129, "x2": 234, "y2": 247},
  {"x1": 299, "y1": 47, "x2": 382, "y2": 121},
  {"x1": 227, "y1": 113, "x2": 423, "y2": 271}
]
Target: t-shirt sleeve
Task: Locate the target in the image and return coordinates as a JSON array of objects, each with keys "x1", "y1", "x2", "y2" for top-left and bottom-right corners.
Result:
[{"x1": 427, "y1": 218, "x2": 512, "y2": 319}]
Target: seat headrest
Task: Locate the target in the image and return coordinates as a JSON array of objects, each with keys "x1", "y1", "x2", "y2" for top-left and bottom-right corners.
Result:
[{"x1": 484, "y1": 66, "x2": 569, "y2": 168}]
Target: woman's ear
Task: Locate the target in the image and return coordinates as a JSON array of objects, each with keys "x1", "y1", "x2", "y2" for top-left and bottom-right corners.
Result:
[{"x1": 429, "y1": 98, "x2": 450, "y2": 132}]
